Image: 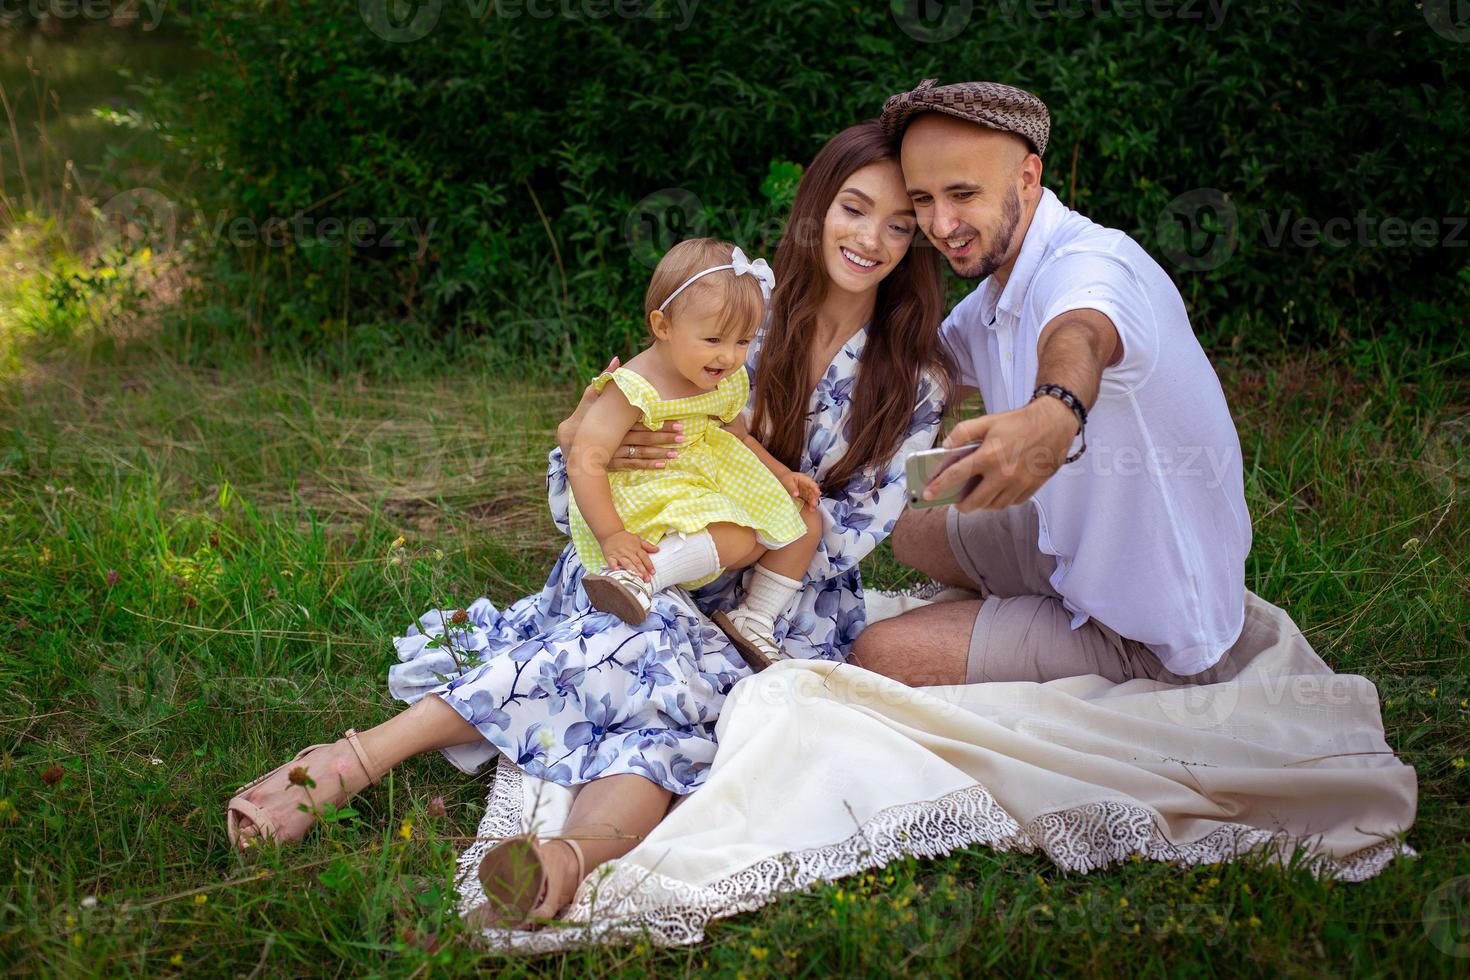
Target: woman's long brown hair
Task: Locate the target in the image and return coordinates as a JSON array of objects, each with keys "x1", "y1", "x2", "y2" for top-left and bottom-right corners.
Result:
[{"x1": 751, "y1": 119, "x2": 955, "y2": 494}]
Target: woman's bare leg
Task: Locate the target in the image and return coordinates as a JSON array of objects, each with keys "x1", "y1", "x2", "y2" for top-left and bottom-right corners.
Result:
[
  {"x1": 467, "y1": 772, "x2": 674, "y2": 923},
  {"x1": 234, "y1": 694, "x2": 481, "y2": 845}
]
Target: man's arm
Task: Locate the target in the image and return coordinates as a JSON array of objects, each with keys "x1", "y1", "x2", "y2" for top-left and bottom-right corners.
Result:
[{"x1": 921, "y1": 309, "x2": 1121, "y2": 512}]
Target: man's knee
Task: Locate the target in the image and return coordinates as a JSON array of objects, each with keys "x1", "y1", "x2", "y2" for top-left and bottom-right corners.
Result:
[
  {"x1": 890, "y1": 509, "x2": 937, "y2": 572},
  {"x1": 848, "y1": 619, "x2": 897, "y2": 672}
]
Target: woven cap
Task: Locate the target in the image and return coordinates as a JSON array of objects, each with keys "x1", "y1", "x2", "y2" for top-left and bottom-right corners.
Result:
[{"x1": 880, "y1": 79, "x2": 1050, "y2": 157}]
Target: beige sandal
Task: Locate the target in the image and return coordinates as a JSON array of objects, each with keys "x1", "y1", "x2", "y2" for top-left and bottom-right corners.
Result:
[
  {"x1": 474, "y1": 834, "x2": 587, "y2": 929},
  {"x1": 712, "y1": 610, "x2": 789, "y2": 673},
  {"x1": 226, "y1": 729, "x2": 386, "y2": 850}
]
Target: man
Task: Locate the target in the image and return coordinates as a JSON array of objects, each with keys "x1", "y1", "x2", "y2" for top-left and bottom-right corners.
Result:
[{"x1": 850, "y1": 79, "x2": 1252, "y2": 687}]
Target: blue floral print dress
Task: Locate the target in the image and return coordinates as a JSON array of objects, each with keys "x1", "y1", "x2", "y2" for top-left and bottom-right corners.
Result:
[{"x1": 388, "y1": 326, "x2": 946, "y2": 794}]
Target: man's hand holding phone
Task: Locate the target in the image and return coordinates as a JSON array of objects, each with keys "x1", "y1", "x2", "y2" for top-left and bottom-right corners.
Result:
[{"x1": 911, "y1": 398, "x2": 1079, "y2": 512}]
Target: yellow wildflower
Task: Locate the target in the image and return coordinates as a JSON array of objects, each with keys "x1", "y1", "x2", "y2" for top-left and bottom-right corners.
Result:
[
  {"x1": 0, "y1": 798, "x2": 17, "y2": 823},
  {"x1": 169, "y1": 953, "x2": 184, "y2": 966},
  {"x1": 1452, "y1": 757, "x2": 1466, "y2": 769},
  {"x1": 400, "y1": 818, "x2": 414, "y2": 841},
  {"x1": 1247, "y1": 916, "x2": 1262, "y2": 928},
  {"x1": 1118, "y1": 896, "x2": 1130, "y2": 907},
  {"x1": 750, "y1": 947, "x2": 768, "y2": 961},
  {"x1": 391, "y1": 536, "x2": 405, "y2": 550},
  {"x1": 193, "y1": 894, "x2": 207, "y2": 905}
]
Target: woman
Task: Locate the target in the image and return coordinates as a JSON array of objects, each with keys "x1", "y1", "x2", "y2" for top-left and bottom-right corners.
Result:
[{"x1": 224, "y1": 119, "x2": 954, "y2": 925}]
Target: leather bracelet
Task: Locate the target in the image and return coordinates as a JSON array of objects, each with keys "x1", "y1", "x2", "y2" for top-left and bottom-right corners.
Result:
[{"x1": 1031, "y1": 383, "x2": 1087, "y2": 463}]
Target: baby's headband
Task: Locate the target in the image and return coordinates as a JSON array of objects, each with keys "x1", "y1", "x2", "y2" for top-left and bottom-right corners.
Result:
[{"x1": 657, "y1": 246, "x2": 775, "y2": 313}]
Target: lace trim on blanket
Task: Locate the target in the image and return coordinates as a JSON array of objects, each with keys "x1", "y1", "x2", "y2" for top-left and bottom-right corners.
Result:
[{"x1": 453, "y1": 757, "x2": 1412, "y2": 954}]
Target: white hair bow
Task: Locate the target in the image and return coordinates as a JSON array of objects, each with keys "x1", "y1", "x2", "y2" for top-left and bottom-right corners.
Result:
[
  {"x1": 657, "y1": 245, "x2": 776, "y2": 311},
  {"x1": 728, "y1": 246, "x2": 775, "y2": 304}
]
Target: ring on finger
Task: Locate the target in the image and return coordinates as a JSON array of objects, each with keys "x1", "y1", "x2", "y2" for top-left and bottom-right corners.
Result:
[{"x1": 627, "y1": 446, "x2": 637, "y2": 458}]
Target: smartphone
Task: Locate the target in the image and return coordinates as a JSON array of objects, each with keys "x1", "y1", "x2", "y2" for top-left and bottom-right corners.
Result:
[{"x1": 905, "y1": 443, "x2": 982, "y2": 509}]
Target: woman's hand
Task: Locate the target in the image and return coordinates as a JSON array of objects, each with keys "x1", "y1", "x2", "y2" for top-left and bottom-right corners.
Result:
[
  {"x1": 781, "y1": 471, "x2": 822, "y2": 510},
  {"x1": 599, "y1": 530, "x2": 659, "y2": 579},
  {"x1": 557, "y1": 356, "x2": 684, "y2": 471}
]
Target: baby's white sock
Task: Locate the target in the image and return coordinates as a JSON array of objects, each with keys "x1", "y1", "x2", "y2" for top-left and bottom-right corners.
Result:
[
  {"x1": 648, "y1": 530, "x2": 722, "y2": 592},
  {"x1": 738, "y1": 564, "x2": 803, "y2": 623}
]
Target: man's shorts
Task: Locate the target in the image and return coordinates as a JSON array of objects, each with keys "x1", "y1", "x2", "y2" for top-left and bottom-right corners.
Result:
[{"x1": 945, "y1": 503, "x2": 1239, "y2": 686}]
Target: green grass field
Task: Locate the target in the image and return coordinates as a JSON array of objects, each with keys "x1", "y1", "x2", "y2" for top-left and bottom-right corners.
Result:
[
  {"x1": 1, "y1": 24, "x2": 1468, "y2": 977},
  {"x1": 0, "y1": 327, "x2": 1465, "y2": 976}
]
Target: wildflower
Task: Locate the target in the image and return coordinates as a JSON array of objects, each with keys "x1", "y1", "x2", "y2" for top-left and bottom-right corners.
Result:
[
  {"x1": 193, "y1": 894, "x2": 207, "y2": 906},
  {"x1": 150, "y1": 757, "x2": 164, "y2": 766},
  {"x1": 105, "y1": 569, "x2": 119, "y2": 587},
  {"x1": 427, "y1": 796, "x2": 446, "y2": 818},
  {"x1": 399, "y1": 818, "x2": 413, "y2": 841},
  {"x1": 38, "y1": 546, "x2": 52, "y2": 565},
  {"x1": 72, "y1": 933, "x2": 83, "y2": 948},
  {"x1": 1452, "y1": 757, "x2": 1467, "y2": 769},
  {"x1": 0, "y1": 798, "x2": 18, "y2": 823},
  {"x1": 750, "y1": 947, "x2": 768, "y2": 961},
  {"x1": 169, "y1": 953, "x2": 184, "y2": 966},
  {"x1": 288, "y1": 767, "x2": 313, "y2": 787},
  {"x1": 1247, "y1": 916, "x2": 1262, "y2": 928},
  {"x1": 81, "y1": 896, "x2": 98, "y2": 909},
  {"x1": 1402, "y1": 537, "x2": 1421, "y2": 550},
  {"x1": 1430, "y1": 688, "x2": 1438, "y2": 698},
  {"x1": 450, "y1": 609, "x2": 468, "y2": 625},
  {"x1": 391, "y1": 536, "x2": 405, "y2": 550},
  {"x1": 1118, "y1": 896, "x2": 1129, "y2": 908},
  {"x1": 41, "y1": 764, "x2": 64, "y2": 786},
  {"x1": 433, "y1": 549, "x2": 445, "y2": 561}
]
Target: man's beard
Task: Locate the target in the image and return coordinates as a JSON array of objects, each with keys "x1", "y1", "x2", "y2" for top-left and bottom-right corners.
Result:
[{"x1": 955, "y1": 186, "x2": 1022, "y2": 281}]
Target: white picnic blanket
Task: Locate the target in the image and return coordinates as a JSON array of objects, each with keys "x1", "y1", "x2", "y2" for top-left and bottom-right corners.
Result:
[{"x1": 458, "y1": 591, "x2": 1417, "y2": 953}]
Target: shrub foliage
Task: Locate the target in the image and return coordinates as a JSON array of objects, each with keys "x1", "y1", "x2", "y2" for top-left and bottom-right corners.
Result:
[{"x1": 160, "y1": 0, "x2": 1470, "y2": 366}]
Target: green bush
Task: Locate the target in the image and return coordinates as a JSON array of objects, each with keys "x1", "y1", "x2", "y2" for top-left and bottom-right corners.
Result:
[{"x1": 157, "y1": 0, "x2": 1470, "y2": 369}]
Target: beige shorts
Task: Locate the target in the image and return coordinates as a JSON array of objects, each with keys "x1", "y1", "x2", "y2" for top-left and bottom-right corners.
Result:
[{"x1": 945, "y1": 503, "x2": 1238, "y2": 686}]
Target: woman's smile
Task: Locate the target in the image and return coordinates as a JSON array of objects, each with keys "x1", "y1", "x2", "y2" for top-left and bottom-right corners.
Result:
[{"x1": 839, "y1": 245, "x2": 882, "y2": 272}]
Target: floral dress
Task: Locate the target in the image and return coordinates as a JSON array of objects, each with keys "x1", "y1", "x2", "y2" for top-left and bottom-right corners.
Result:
[{"x1": 388, "y1": 326, "x2": 946, "y2": 794}]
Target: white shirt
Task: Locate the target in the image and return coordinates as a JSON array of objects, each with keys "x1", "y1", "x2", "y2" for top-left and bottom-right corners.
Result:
[{"x1": 941, "y1": 188, "x2": 1251, "y2": 675}]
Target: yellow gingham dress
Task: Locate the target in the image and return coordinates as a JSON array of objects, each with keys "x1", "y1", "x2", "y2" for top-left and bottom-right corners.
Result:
[{"x1": 568, "y1": 365, "x2": 807, "y2": 587}]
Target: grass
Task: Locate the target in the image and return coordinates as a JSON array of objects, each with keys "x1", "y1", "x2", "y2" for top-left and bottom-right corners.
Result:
[
  {"x1": 1, "y1": 23, "x2": 1468, "y2": 978},
  {"x1": 0, "y1": 327, "x2": 1465, "y2": 976}
]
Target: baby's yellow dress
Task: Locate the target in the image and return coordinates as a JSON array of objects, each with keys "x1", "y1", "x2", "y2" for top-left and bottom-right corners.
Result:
[{"x1": 568, "y1": 365, "x2": 808, "y2": 587}]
